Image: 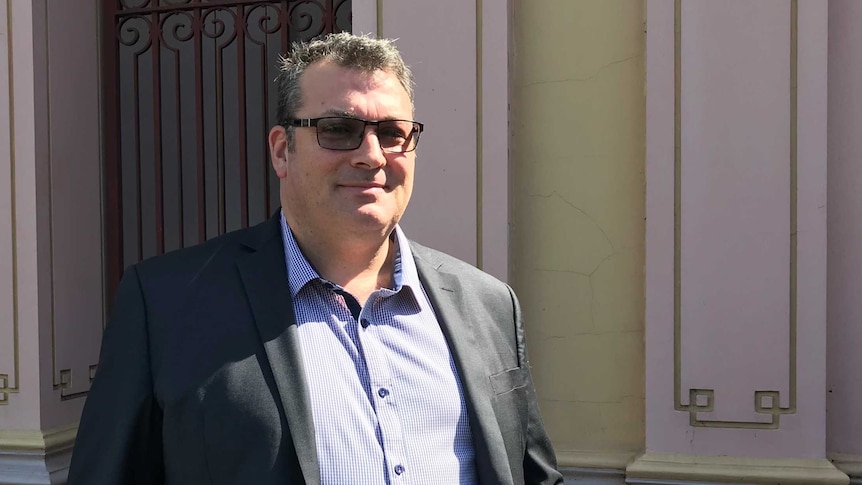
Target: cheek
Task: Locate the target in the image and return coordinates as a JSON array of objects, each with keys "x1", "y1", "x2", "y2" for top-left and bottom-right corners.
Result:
[
  {"x1": 402, "y1": 161, "x2": 416, "y2": 193},
  {"x1": 391, "y1": 156, "x2": 415, "y2": 182}
]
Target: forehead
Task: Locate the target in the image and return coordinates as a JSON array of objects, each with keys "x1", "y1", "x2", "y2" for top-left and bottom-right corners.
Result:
[{"x1": 298, "y1": 61, "x2": 412, "y2": 118}]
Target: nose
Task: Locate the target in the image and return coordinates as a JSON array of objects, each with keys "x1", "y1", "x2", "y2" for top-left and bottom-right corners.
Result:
[{"x1": 350, "y1": 128, "x2": 387, "y2": 169}]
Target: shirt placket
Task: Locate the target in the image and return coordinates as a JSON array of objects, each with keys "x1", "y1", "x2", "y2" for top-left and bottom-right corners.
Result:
[{"x1": 357, "y1": 293, "x2": 409, "y2": 483}]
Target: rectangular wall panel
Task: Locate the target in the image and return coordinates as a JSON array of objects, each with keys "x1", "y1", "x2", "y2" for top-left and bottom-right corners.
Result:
[
  {"x1": 356, "y1": 1, "x2": 511, "y2": 282},
  {"x1": 827, "y1": 0, "x2": 862, "y2": 465},
  {"x1": 0, "y1": 0, "x2": 18, "y2": 408},
  {"x1": 1, "y1": 0, "x2": 45, "y2": 428},
  {"x1": 40, "y1": 0, "x2": 104, "y2": 426},
  {"x1": 379, "y1": 0, "x2": 479, "y2": 268},
  {"x1": 678, "y1": 0, "x2": 793, "y2": 426},
  {"x1": 645, "y1": 0, "x2": 828, "y2": 460}
]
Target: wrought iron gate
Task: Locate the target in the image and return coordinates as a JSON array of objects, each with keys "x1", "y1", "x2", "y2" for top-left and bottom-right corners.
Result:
[{"x1": 102, "y1": 0, "x2": 351, "y2": 302}]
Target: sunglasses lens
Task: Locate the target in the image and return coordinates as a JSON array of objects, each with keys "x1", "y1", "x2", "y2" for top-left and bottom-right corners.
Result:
[
  {"x1": 316, "y1": 118, "x2": 365, "y2": 150},
  {"x1": 376, "y1": 121, "x2": 419, "y2": 151}
]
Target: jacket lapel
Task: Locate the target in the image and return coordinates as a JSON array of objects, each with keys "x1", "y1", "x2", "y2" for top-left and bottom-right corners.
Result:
[
  {"x1": 413, "y1": 248, "x2": 514, "y2": 485},
  {"x1": 236, "y1": 217, "x2": 321, "y2": 485}
]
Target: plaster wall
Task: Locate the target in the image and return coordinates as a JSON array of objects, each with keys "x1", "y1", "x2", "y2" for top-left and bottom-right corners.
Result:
[
  {"x1": 511, "y1": 0, "x2": 646, "y2": 465},
  {"x1": 827, "y1": 0, "x2": 862, "y2": 461}
]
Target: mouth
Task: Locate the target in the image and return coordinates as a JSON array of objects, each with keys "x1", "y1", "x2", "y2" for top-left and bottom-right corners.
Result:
[{"x1": 339, "y1": 182, "x2": 387, "y2": 191}]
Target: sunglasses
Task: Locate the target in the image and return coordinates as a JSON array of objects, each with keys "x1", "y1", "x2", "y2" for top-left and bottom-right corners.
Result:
[{"x1": 286, "y1": 117, "x2": 424, "y2": 153}]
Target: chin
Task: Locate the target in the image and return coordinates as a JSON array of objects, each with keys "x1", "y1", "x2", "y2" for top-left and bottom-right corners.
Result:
[{"x1": 345, "y1": 209, "x2": 399, "y2": 233}]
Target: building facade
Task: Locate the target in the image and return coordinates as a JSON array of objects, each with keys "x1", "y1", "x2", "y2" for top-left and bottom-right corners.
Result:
[{"x1": 1, "y1": 0, "x2": 861, "y2": 483}]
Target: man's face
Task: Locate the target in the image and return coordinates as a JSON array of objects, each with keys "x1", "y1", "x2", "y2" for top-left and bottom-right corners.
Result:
[{"x1": 269, "y1": 61, "x2": 416, "y2": 243}]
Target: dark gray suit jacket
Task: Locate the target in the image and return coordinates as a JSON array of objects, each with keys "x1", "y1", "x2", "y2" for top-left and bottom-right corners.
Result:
[{"x1": 68, "y1": 215, "x2": 562, "y2": 484}]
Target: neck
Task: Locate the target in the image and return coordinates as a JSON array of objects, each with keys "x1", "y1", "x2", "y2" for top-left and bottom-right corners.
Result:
[{"x1": 288, "y1": 221, "x2": 396, "y2": 305}]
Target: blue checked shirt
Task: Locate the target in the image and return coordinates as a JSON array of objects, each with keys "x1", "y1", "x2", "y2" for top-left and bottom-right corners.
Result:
[{"x1": 280, "y1": 213, "x2": 476, "y2": 484}]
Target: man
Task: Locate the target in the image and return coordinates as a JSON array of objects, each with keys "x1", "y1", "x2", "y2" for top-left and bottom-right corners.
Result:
[{"x1": 69, "y1": 32, "x2": 562, "y2": 484}]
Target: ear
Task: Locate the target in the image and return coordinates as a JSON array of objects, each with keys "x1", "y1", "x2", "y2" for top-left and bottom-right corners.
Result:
[{"x1": 269, "y1": 125, "x2": 289, "y2": 179}]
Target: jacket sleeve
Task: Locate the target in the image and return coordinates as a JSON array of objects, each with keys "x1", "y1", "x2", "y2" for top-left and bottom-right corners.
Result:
[
  {"x1": 509, "y1": 285, "x2": 565, "y2": 485},
  {"x1": 68, "y1": 266, "x2": 165, "y2": 484}
]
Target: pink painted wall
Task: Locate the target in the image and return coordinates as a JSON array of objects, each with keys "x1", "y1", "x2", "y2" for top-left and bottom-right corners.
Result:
[
  {"x1": 0, "y1": 0, "x2": 47, "y2": 429},
  {"x1": 38, "y1": 0, "x2": 104, "y2": 429},
  {"x1": 377, "y1": 0, "x2": 478, "y2": 267},
  {"x1": 645, "y1": 0, "x2": 828, "y2": 459},
  {"x1": 826, "y1": 0, "x2": 862, "y2": 459},
  {"x1": 356, "y1": 0, "x2": 511, "y2": 282},
  {"x1": 0, "y1": 0, "x2": 103, "y2": 431}
]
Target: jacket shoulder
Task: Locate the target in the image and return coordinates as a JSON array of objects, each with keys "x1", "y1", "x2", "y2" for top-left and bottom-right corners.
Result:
[{"x1": 133, "y1": 216, "x2": 279, "y2": 280}]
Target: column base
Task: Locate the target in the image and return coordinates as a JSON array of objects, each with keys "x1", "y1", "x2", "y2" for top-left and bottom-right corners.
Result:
[
  {"x1": 0, "y1": 425, "x2": 76, "y2": 485},
  {"x1": 830, "y1": 453, "x2": 862, "y2": 483},
  {"x1": 626, "y1": 452, "x2": 849, "y2": 485},
  {"x1": 556, "y1": 449, "x2": 636, "y2": 484},
  {"x1": 560, "y1": 466, "x2": 626, "y2": 484}
]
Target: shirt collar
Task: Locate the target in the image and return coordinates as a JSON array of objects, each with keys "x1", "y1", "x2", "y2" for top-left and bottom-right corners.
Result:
[
  {"x1": 280, "y1": 212, "x2": 322, "y2": 298},
  {"x1": 279, "y1": 211, "x2": 420, "y2": 298},
  {"x1": 390, "y1": 224, "x2": 420, "y2": 294}
]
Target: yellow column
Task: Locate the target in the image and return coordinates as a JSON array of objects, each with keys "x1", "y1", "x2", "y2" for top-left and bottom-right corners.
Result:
[{"x1": 512, "y1": 0, "x2": 645, "y2": 472}]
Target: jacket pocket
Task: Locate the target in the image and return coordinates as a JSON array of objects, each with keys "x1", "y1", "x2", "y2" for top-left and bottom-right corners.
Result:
[{"x1": 489, "y1": 366, "x2": 528, "y2": 395}]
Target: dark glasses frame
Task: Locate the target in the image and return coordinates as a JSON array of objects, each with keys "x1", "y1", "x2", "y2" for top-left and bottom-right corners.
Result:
[{"x1": 285, "y1": 116, "x2": 425, "y2": 153}]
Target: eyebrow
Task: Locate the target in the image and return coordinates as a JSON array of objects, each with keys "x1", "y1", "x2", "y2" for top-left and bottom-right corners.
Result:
[
  {"x1": 319, "y1": 109, "x2": 356, "y2": 118},
  {"x1": 316, "y1": 109, "x2": 401, "y2": 122}
]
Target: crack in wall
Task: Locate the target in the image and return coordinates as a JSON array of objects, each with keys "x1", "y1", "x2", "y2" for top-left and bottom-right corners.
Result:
[
  {"x1": 527, "y1": 190, "x2": 616, "y2": 251},
  {"x1": 520, "y1": 53, "x2": 642, "y2": 88}
]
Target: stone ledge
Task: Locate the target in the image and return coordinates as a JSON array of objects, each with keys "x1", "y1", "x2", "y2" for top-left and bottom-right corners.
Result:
[
  {"x1": 830, "y1": 453, "x2": 862, "y2": 479},
  {"x1": 626, "y1": 452, "x2": 849, "y2": 485},
  {"x1": 0, "y1": 424, "x2": 77, "y2": 453},
  {"x1": 0, "y1": 424, "x2": 77, "y2": 485},
  {"x1": 561, "y1": 467, "x2": 626, "y2": 484}
]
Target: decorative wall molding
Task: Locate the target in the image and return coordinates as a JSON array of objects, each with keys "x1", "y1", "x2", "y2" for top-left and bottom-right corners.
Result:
[
  {"x1": 43, "y1": 0, "x2": 63, "y2": 402},
  {"x1": 627, "y1": 452, "x2": 849, "y2": 485},
  {"x1": 672, "y1": 0, "x2": 799, "y2": 430}
]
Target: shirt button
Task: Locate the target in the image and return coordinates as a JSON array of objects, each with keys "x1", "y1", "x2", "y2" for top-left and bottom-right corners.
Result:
[
  {"x1": 394, "y1": 464, "x2": 405, "y2": 475},
  {"x1": 360, "y1": 318, "x2": 371, "y2": 328},
  {"x1": 378, "y1": 387, "x2": 389, "y2": 398}
]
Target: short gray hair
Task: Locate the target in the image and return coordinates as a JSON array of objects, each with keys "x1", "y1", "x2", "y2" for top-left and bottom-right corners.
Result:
[{"x1": 275, "y1": 32, "x2": 415, "y2": 150}]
